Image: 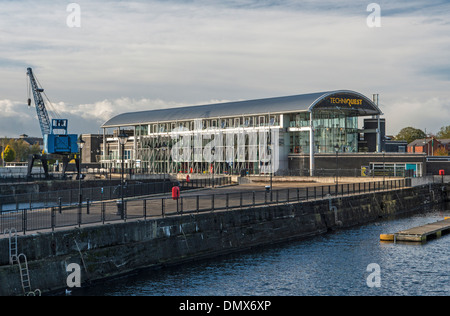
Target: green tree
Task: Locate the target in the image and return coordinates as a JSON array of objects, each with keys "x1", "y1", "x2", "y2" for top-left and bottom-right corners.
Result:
[
  {"x1": 26, "y1": 143, "x2": 42, "y2": 158},
  {"x1": 395, "y1": 127, "x2": 426, "y2": 144},
  {"x1": 2, "y1": 145, "x2": 16, "y2": 162},
  {"x1": 436, "y1": 125, "x2": 450, "y2": 139},
  {"x1": 8, "y1": 139, "x2": 29, "y2": 162}
]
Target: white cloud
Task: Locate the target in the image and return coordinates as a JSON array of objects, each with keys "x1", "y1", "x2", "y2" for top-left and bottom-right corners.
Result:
[
  {"x1": 382, "y1": 97, "x2": 450, "y2": 136},
  {"x1": 0, "y1": 0, "x2": 449, "y2": 137}
]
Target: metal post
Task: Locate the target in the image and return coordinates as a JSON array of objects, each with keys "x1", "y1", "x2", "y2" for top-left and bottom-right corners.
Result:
[
  {"x1": 78, "y1": 203, "x2": 81, "y2": 227},
  {"x1": 335, "y1": 147, "x2": 339, "y2": 196},
  {"x1": 180, "y1": 197, "x2": 183, "y2": 214},
  {"x1": 23, "y1": 209, "x2": 27, "y2": 235},
  {"x1": 309, "y1": 111, "x2": 315, "y2": 176},
  {"x1": 143, "y1": 200, "x2": 147, "y2": 220},
  {"x1": 121, "y1": 142, "x2": 125, "y2": 219},
  {"x1": 51, "y1": 207, "x2": 55, "y2": 232},
  {"x1": 162, "y1": 198, "x2": 165, "y2": 218},
  {"x1": 102, "y1": 202, "x2": 105, "y2": 224}
]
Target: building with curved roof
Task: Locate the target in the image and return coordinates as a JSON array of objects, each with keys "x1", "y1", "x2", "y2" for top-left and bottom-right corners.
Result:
[
  {"x1": 102, "y1": 90, "x2": 380, "y2": 128},
  {"x1": 100, "y1": 90, "x2": 389, "y2": 176}
]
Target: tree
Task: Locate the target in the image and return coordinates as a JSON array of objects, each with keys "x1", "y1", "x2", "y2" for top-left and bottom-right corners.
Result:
[
  {"x1": 436, "y1": 125, "x2": 450, "y2": 139},
  {"x1": 1, "y1": 145, "x2": 16, "y2": 163},
  {"x1": 395, "y1": 127, "x2": 426, "y2": 144},
  {"x1": 8, "y1": 139, "x2": 29, "y2": 162}
]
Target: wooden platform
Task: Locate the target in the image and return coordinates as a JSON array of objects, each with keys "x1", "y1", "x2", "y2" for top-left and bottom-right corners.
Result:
[{"x1": 380, "y1": 218, "x2": 450, "y2": 243}]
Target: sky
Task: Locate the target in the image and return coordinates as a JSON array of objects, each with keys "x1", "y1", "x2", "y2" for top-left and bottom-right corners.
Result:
[{"x1": 0, "y1": 0, "x2": 449, "y2": 138}]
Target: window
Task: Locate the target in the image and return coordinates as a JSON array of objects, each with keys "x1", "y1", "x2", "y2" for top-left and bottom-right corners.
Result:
[
  {"x1": 259, "y1": 116, "x2": 265, "y2": 126},
  {"x1": 269, "y1": 115, "x2": 279, "y2": 126}
]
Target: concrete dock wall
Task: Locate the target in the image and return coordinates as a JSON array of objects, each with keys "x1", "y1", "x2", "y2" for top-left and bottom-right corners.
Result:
[{"x1": 0, "y1": 183, "x2": 448, "y2": 296}]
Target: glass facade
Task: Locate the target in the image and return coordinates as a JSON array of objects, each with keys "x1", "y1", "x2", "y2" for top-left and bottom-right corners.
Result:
[
  {"x1": 128, "y1": 115, "x2": 281, "y2": 175},
  {"x1": 289, "y1": 112, "x2": 359, "y2": 154}
]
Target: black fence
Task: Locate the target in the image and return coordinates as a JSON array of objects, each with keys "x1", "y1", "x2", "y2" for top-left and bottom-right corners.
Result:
[
  {"x1": 0, "y1": 177, "x2": 232, "y2": 212},
  {"x1": 0, "y1": 179, "x2": 405, "y2": 235}
]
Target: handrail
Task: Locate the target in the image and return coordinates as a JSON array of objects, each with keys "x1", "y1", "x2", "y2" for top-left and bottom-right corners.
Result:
[{"x1": 0, "y1": 179, "x2": 410, "y2": 235}]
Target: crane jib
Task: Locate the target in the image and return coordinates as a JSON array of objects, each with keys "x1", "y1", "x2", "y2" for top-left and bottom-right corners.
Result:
[{"x1": 26, "y1": 67, "x2": 79, "y2": 155}]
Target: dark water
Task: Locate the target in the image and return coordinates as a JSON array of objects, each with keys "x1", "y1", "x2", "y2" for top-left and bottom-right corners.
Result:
[{"x1": 74, "y1": 207, "x2": 450, "y2": 296}]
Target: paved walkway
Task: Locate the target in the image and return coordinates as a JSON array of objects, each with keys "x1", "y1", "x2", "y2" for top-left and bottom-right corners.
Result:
[{"x1": 0, "y1": 179, "x2": 405, "y2": 237}]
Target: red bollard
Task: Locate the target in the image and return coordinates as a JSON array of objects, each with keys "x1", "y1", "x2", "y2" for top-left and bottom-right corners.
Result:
[{"x1": 172, "y1": 186, "x2": 180, "y2": 200}]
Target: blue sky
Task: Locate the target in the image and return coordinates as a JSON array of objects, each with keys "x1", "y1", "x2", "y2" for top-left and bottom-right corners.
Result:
[{"x1": 0, "y1": 0, "x2": 449, "y2": 137}]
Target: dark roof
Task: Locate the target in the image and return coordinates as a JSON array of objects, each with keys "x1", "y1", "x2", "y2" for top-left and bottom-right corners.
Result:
[
  {"x1": 102, "y1": 90, "x2": 380, "y2": 128},
  {"x1": 408, "y1": 138, "x2": 449, "y2": 146},
  {"x1": 18, "y1": 136, "x2": 43, "y2": 146}
]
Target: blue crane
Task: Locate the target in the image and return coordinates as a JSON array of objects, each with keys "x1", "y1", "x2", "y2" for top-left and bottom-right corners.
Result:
[{"x1": 26, "y1": 68, "x2": 79, "y2": 178}]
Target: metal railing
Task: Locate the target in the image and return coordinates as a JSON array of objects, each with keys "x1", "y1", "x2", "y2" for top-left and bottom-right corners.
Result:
[
  {"x1": 0, "y1": 178, "x2": 233, "y2": 212},
  {"x1": 0, "y1": 178, "x2": 405, "y2": 235}
]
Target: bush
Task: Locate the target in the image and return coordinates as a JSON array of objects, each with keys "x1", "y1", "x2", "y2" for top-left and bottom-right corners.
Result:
[{"x1": 1, "y1": 145, "x2": 16, "y2": 162}]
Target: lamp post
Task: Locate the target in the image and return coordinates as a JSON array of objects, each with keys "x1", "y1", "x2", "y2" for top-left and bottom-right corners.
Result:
[
  {"x1": 211, "y1": 146, "x2": 215, "y2": 188},
  {"x1": 268, "y1": 142, "x2": 273, "y2": 201},
  {"x1": 77, "y1": 136, "x2": 85, "y2": 206},
  {"x1": 382, "y1": 150, "x2": 386, "y2": 187},
  {"x1": 334, "y1": 144, "x2": 339, "y2": 196},
  {"x1": 117, "y1": 130, "x2": 128, "y2": 219}
]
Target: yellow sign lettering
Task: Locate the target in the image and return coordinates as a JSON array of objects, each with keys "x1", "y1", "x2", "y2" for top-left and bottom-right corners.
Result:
[{"x1": 329, "y1": 98, "x2": 363, "y2": 107}]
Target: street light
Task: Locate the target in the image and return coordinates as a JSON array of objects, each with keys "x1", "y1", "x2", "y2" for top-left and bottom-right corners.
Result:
[
  {"x1": 334, "y1": 144, "x2": 339, "y2": 196},
  {"x1": 77, "y1": 136, "x2": 85, "y2": 206},
  {"x1": 117, "y1": 130, "x2": 128, "y2": 219},
  {"x1": 382, "y1": 150, "x2": 386, "y2": 187},
  {"x1": 268, "y1": 141, "x2": 273, "y2": 201},
  {"x1": 211, "y1": 146, "x2": 215, "y2": 188}
]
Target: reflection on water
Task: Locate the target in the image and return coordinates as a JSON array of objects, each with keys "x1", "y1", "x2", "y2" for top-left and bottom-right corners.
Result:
[{"x1": 74, "y1": 206, "x2": 450, "y2": 296}]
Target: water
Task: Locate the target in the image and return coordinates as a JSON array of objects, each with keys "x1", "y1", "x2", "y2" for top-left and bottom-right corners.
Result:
[{"x1": 74, "y1": 208, "x2": 450, "y2": 296}]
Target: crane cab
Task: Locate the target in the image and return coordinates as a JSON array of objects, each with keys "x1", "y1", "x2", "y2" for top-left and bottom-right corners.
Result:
[{"x1": 44, "y1": 119, "x2": 78, "y2": 154}]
